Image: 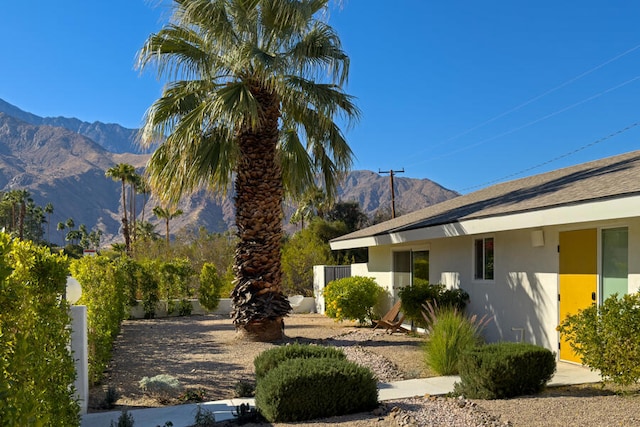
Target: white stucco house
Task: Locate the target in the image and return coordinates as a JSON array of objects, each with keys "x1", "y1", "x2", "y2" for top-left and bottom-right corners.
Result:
[{"x1": 329, "y1": 149, "x2": 640, "y2": 363}]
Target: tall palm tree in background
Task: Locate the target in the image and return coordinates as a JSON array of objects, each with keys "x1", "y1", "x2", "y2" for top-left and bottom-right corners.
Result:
[
  {"x1": 106, "y1": 163, "x2": 136, "y2": 253},
  {"x1": 128, "y1": 173, "x2": 143, "y2": 244},
  {"x1": 152, "y1": 205, "x2": 183, "y2": 245},
  {"x1": 44, "y1": 202, "x2": 54, "y2": 243},
  {"x1": 137, "y1": 177, "x2": 152, "y2": 224},
  {"x1": 56, "y1": 221, "x2": 66, "y2": 246},
  {"x1": 137, "y1": 0, "x2": 358, "y2": 341}
]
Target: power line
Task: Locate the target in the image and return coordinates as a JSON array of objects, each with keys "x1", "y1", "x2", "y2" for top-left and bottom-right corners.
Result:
[
  {"x1": 403, "y1": 42, "x2": 640, "y2": 163},
  {"x1": 410, "y1": 74, "x2": 640, "y2": 166},
  {"x1": 459, "y1": 120, "x2": 640, "y2": 192}
]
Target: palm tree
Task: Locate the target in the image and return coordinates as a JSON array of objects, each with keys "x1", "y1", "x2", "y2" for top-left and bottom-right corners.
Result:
[
  {"x1": 136, "y1": 220, "x2": 160, "y2": 241},
  {"x1": 128, "y1": 173, "x2": 143, "y2": 243},
  {"x1": 44, "y1": 202, "x2": 54, "y2": 243},
  {"x1": 137, "y1": 178, "x2": 152, "y2": 224},
  {"x1": 137, "y1": 0, "x2": 358, "y2": 341},
  {"x1": 152, "y1": 206, "x2": 183, "y2": 245},
  {"x1": 106, "y1": 163, "x2": 136, "y2": 253},
  {"x1": 290, "y1": 186, "x2": 331, "y2": 229},
  {"x1": 57, "y1": 221, "x2": 66, "y2": 246}
]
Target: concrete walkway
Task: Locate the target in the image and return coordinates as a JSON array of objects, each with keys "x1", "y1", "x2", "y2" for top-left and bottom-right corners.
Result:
[{"x1": 81, "y1": 362, "x2": 601, "y2": 427}]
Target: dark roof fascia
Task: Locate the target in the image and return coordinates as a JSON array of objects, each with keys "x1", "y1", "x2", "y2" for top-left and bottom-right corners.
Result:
[{"x1": 386, "y1": 190, "x2": 640, "y2": 236}]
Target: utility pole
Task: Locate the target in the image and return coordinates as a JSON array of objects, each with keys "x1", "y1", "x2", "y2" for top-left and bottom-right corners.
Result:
[{"x1": 378, "y1": 168, "x2": 404, "y2": 218}]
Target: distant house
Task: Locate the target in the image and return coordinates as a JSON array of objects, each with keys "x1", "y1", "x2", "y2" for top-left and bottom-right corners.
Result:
[{"x1": 330, "y1": 150, "x2": 640, "y2": 363}]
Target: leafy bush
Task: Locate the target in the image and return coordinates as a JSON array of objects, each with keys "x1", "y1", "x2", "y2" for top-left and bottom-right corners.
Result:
[
  {"x1": 157, "y1": 258, "x2": 195, "y2": 303},
  {"x1": 558, "y1": 293, "x2": 640, "y2": 386},
  {"x1": 138, "y1": 260, "x2": 160, "y2": 318},
  {"x1": 399, "y1": 283, "x2": 469, "y2": 329},
  {"x1": 0, "y1": 235, "x2": 81, "y2": 426},
  {"x1": 198, "y1": 263, "x2": 222, "y2": 311},
  {"x1": 255, "y1": 357, "x2": 378, "y2": 422},
  {"x1": 72, "y1": 255, "x2": 130, "y2": 385},
  {"x1": 254, "y1": 343, "x2": 346, "y2": 380},
  {"x1": 422, "y1": 302, "x2": 490, "y2": 375},
  {"x1": 454, "y1": 342, "x2": 556, "y2": 399},
  {"x1": 323, "y1": 276, "x2": 385, "y2": 324}
]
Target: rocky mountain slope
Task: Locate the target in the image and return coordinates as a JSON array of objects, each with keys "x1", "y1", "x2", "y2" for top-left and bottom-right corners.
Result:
[
  {"x1": 0, "y1": 99, "x2": 458, "y2": 246},
  {"x1": 0, "y1": 98, "x2": 141, "y2": 154}
]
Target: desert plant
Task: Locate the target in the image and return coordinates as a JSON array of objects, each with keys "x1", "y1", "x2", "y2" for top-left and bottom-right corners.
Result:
[
  {"x1": 234, "y1": 380, "x2": 256, "y2": 397},
  {"x1": 323, "y1": 276, "x2": 385, "y2": 324},
  {"x1": 454, "y1": 342, "x2": 556, "y2": 399},
  {"x1": 139, "y1": 374, "x2": 182, "y2": 403},
  {"x1": 193, "y1": 405, "x2": 216, "y2": 426},
  {"x1": 110, "y1": 410, "x2": 135, "y2": 427},
  {"x1": 422, "y1": 302, "x2": 490, "y2": 375},
  {"x1": 179, "y1": 388, "x2": 207, "y2": 403},
  {"x1": 558, "y1": 292, "x2": 640, "y2": 386},
  {"x1": 101, "y1": 385, "x2": 120, "y2": 410},
  {"x1": 233, "y1": 403, "x2": 261, "y2": 424},
  {"x1": 399, "y1": 283, "x2": 469, "y2": 329}
]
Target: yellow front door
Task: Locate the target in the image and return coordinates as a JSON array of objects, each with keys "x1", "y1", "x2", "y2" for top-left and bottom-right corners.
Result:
[{"x1": 559, "y1": 229, "x2": 597, "y2": 363}]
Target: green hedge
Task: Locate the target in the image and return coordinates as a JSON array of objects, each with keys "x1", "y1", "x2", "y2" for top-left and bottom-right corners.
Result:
[
  {"x1": 0, "y1": 234, "x2": 80, "y2": 426},
  {"x1": 255, "y1": 357, "x2": 378, "y2": 422},
  {"x1": 455, "y1": 342, "x2": 556, "y2": 399},
  {"x1": 253, "y1": 343, "x2": 346, "y2": 380},
  {"x1": 71, "y1": 255, "x2": 131, "y2": 386}
]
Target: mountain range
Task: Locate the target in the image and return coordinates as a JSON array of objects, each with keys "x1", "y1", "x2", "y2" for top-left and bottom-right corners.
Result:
[{"x1": 0, "y1": 98, "x2": 458, "y2": 246}]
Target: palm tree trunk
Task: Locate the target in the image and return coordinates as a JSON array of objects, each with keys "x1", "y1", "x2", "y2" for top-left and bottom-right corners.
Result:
[
  {"x1": 231, "y1": 86, "x2": 291, "y2": 341},
  {"x1": 121, "y1": 180, "x2": 131, "y2": 253}
]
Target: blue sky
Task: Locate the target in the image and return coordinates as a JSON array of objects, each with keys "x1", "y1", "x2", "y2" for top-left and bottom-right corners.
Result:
[{"x1": 2, "y1": 1, "x2": 639, "y2": 193}]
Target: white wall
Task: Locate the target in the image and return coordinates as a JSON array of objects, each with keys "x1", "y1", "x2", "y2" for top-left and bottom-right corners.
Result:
[{"x1": 350, "y1": 216, "x2": 640, "y2": 356}]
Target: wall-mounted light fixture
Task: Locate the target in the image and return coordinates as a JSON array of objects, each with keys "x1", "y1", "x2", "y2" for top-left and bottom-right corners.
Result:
[{"x1": 531, "y1": 230, "x2": 545, "y2": 247}]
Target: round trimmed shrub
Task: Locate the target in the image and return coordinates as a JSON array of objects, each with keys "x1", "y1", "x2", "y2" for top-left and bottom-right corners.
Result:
[
  {"x1": 455, "y1": 342, "x2": 556, "y2": 399},
  {"x1": 323, "y1": 276, "x2": 385, "y2": 324},
  {"x1": 254, "y1": 343, "x2": 346, "y2": 380},
  {"x1": 255, "y1": 357, "x2": 378, "y2": 422}
]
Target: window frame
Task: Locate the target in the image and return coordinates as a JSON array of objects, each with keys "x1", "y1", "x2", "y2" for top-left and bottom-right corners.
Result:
[{"x1": 473, "y1": 236, "x2": 494, "y2": 282}]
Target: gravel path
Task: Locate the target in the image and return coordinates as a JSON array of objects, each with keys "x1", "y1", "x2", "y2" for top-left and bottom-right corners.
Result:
[{"x1": 95, "y1": 314, "x2": 640, "y2": 426}]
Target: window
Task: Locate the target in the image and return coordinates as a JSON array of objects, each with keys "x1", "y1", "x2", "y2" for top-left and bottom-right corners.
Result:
[
  {"x1": 411, "y1": 251, "x2": 429, "y2": 286},
  {"x1": 474, "y1": 237, "x2": 494, "y2": 280},
  {"x1": 601, "y1": 228, "x2": 628, "y2": 302},
  {"x1": 393, "y1": 250, "x2": 429, "y2": 289}
]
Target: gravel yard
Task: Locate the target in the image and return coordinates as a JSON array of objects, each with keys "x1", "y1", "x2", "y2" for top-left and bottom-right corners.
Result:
[{"x1": 92, "y1": 313, "x2": 640, "y2": 426}]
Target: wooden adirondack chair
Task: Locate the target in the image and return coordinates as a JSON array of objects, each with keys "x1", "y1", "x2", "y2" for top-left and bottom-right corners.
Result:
[{"x1": 373, "y1": 300, "x2": 408, "y2": 333}]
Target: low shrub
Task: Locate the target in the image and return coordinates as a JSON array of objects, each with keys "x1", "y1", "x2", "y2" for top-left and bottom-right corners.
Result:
[
  {"x1": 454, "y1": 342, "x2": 556, "y2": 399},
  {"x1": 557, "y1": 292, "x2": 640, "y2": 386},
  {"x1": 399, "y1": 283, "x2": 469, "y2": 329},
  {"x1": 323, "y1": 276, "x2": 385, "y2": 324},
  {"x1": 139, "y1": 374, "x2": 182, "y2": 403},
  {"x1": 110, "y1": 410, "x2": 135, "y2": 427},
  {"x1": 255, "y1": 357, "x2": 378, "y2": 422},
  {"x1": 422, "y1": 302, "x2": 490, "y2": 375},
  {"x1": 253, "y1": 343, "x2": 346, "y2": 380}
]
